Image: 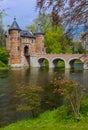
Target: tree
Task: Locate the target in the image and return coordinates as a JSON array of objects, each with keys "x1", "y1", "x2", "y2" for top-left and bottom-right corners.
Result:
[
  {"x1": 72, "y1": 41, "x2": 85, "y2": 54},
  {"x1": 36, "y1": 0, "x2": 88, "y2": 35},
  {"x1": 26, "y1": 14, "x2": 73, "y2": 54},
  {"x1": 44, "y1": 27, "x2": 62, "y2": 53},
  {"x1": 44, "y1": 27, "x2": 72, "y2": 54},
  {"x1": 26, "y1": 13, "x2": 52, "y2": 33},
  {"x1": 0, "y1": 13, "x2": 5, "y2": 47}
]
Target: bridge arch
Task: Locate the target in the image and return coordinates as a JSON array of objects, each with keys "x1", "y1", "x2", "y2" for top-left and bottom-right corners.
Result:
[
  {"x1": 38, "y1": 57, "x2": 49, "y2": 67},
  {"x1": 51, "y1": 57, "x2": 66, "y2": 68},
  {"x1": 68, "y1": 57, "x2": 83, "y2": 69}
]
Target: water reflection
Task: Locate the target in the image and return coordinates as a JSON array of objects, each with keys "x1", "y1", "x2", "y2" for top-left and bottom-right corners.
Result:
[{"x1": 0, "y1": 66, "x2": 88, "y2": 127}]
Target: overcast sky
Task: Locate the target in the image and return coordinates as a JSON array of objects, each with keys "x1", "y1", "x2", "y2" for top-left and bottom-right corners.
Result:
[{"x1": 1, "y1": 0, "x2": 38, "y2": 30}]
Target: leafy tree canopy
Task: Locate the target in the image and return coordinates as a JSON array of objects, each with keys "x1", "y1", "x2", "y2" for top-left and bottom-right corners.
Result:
[{"x1": 44, "y1": 27, "x2": 73, "y2": 54}]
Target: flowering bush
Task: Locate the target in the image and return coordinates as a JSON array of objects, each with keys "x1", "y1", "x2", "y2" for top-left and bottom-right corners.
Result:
[{"x1": 53, "y1": 77, "x2": 83, "y2": 118}]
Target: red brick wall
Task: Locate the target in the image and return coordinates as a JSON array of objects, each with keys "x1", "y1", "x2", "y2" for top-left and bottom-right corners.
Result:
[
  {"x1": 9, "y1": 30, "x2": 21, "y2": 64},
  {"x1": 35, "y1": 34, "x2": 45, "y2": 54}
]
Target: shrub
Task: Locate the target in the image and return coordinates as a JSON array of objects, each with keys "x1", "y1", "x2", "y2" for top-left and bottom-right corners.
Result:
[
  {"x1": 15, "y1": 85, "x2": 43, "y2": 117},
  {"x1": 50, "y1": 77, "x2": 84, "y2": 118},
  {"x1": 42, "y1": 80, "x2": 63, "y2": 111},
  {"x1": 0, "y1": 47, "x2": 9, "y2": 64}
]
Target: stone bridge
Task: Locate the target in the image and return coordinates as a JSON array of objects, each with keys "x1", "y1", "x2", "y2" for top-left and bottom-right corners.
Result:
[{"x1": 30, "y1": 54, "x2": 88, "y2": 69}]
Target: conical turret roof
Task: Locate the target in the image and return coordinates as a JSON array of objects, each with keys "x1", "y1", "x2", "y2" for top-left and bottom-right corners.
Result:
[
  {"x1": 10, "y1": 17, "x2": 21, "y2": 31},
  {"x1": 35, "y1": 24, "x2": 44, "y2": 35}
]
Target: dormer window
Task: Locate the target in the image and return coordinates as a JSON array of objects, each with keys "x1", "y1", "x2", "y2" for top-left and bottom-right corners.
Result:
[{"x1": 24, "y1": 32, "x2": 28, "y2": 35}]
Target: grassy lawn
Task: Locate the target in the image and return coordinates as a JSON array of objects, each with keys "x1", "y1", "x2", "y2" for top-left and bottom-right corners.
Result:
[{"x1": 0, "y1": 108, "x2": 88, "y2": 130}]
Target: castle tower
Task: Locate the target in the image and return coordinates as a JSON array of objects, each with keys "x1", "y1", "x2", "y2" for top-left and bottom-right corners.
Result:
[
  {"x1": 34, "y1": 24, "x2": 45, "y2": 54},
  {"x1": 7, "y1": 18, "x2": 21, "y2": 67},
  {"x1": 6, "y1": 18, "x2": 46, "y2": 67}
]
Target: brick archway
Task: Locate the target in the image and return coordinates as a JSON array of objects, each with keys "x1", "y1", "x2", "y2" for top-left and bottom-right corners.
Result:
[
  {"x1": 68, "y1": 57, "x2": 83, "y2": 69},
  {"x1": 38, "y1": 57, "x2": 49, "y2": 67},
  {"x1": 51, "y1": 57, "x2": 66, "y2": 68}
]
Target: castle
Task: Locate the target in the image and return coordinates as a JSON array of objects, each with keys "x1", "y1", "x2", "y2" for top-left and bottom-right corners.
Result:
[
  {"x1": 6, "y1": 18, "x2": 88, "y2": 69},
  {"x1": 6, "y1": 18, "x2": 45, "y2": 67}
]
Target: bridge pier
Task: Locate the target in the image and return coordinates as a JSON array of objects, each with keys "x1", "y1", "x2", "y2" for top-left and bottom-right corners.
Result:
[
  {"x1": 30, "y1": 55, "x2": 40, "y2": 67},
  {"x1": 65, "y1": 62, "x2": 70, "y2": 69},
  {"x1": 49, "y1": 61, "x2": 54, "y2": 68},
  {"x1": 83, "y1": 63, "x2": 88, "y2": 69}
]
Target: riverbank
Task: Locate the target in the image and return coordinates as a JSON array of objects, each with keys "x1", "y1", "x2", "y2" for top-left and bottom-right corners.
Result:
[
  {"x1": 0, "y1": 107, "x2": 88, "y2": 130},
  {"x1": 0, "y1": 61, "x2": 9, "y2": 70},
  {"x1": 0, "y1": 67, "x2": 9, "y2": 70}
]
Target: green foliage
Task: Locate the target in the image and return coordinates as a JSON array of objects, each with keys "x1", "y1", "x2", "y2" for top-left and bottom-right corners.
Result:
[
  {"x1": 0, "y1": 13, "x2": 6, "y2": 47},
  {"x1": 15, "y1": 85, "x2": 43, "y2": 117},
  {"x1": 26, "y1": 14, "x2": 73, "y2": 54},
  {"x1": 0, "y1": 60, "x2": 7, "y2": 67},
  {"x1": 26, "y1": 14, "x2": 52, "y2": 33},
  {"x1": 57, "y1": 60, "x2": 65, "y2": 68},
  {"x1": 77, "y1": 43, "x2": 85, "y2": 54},
  {"x1": 42, "y1": 82, "x2": 63, "y2": 111},
  {"x1": 44, "y1": 27, "x2": 63, "y2": 53},
  {"x1": 71, "y1": 41, "x2": 85, "y2": 54},
  {"x1": 0, "y1": 47, "x2": 9, "y2": 64},
  {"x1": 44, "y1": 27, "x2": 73, "y2": 54},
  {"x1": 43, "y1": 59, "x2": 49, "y2": 68},
  {"x1": 60, "y1": 36, "x2": 73, "y2": 54},
  {"x1": 81, "y1": 95, "x2": 88, "y2": 116},
  {"x1": 26, "y1": 24, "x2": 36, "y2": 33}
]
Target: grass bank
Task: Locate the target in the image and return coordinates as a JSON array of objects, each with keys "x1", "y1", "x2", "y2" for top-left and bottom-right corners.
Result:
[
  {"x1": 0, "y1": 106, "x2": 88, "y2": 130},
  {"x1": 0, "y1": 61, "x2": 9, "y2": 70},
  {"x1": 0, "y1": 67, "x2": 9, "y2": 70}
]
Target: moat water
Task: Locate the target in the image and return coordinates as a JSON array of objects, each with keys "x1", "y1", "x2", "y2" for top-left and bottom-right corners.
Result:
[{"x1": 0, "y1": 65, "x2": 88, "y2": 127}]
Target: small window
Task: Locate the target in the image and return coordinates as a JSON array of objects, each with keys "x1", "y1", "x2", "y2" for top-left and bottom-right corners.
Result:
[
  {"x1": 32, "y1": 39, "x2": 34, "y2": 43},
  {"x1": 17, "y1": 46, "x2": 20, "y2": 51},
  {"x1": 42, "y1": 47, "x2": 44, "y2": 52},
  {"x1": 18, "y1": 37, "x2": 20, "y2": 41}
]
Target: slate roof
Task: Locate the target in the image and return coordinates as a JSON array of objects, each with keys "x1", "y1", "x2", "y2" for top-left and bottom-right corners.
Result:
[
  {"x1": 9, "y1": 18, "x2": 43, "y2": 38},
  {"x1": 35, "y1": 24, "x2": 44, "y2": 35},
  {"x1": 10, "y1": 18, "x2": 21, "y2": 31},
  {"x1": 20, "y1": 30, "x2": 35, "y2": 38}
]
